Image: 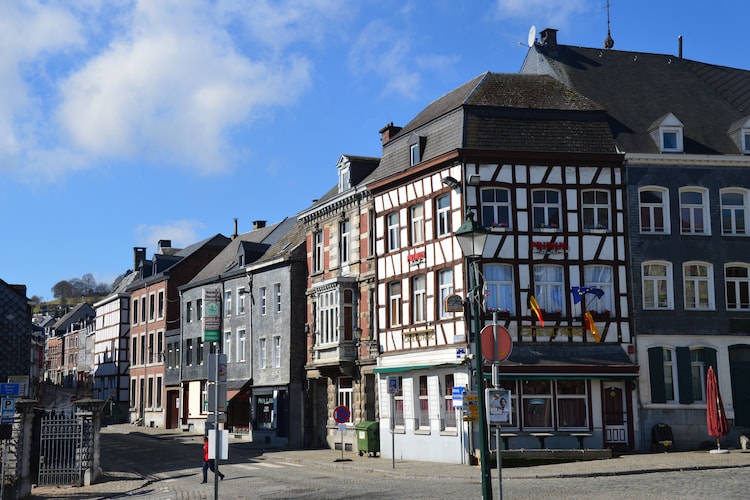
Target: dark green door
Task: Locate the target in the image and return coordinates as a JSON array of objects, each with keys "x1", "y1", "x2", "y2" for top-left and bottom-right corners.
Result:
[{"x1": 729, "y1": 346, "x2": 750, "y2": 427}]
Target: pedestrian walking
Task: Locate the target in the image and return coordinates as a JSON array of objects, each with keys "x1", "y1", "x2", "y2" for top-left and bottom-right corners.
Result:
[{"x1": 201, "y1": 435, "x2": 225, "y2": 483}]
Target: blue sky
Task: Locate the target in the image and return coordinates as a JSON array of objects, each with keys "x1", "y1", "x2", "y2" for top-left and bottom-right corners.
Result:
[{"x1": 2, "y1": 0, "x2": 748, "y2": 301}]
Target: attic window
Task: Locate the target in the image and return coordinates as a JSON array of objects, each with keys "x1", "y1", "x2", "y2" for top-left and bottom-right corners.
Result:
[
  {"x1": 727, "y1": 117, "x2": 750, "y2": 154},
  {"x1": 410, "y1": 144, "x2": 420, "y2": 166},
  {"x1": 409, "y1": 135, "x2": 426, "y2": 166},
  {"x1": 338, "y1": 164, "x2": 351, "y2": 192},
  {"x1": 650, "y1": 113, "x2": 684, "y2": 153},
  {"x1": 661, "y1": 128, "x2": 682, "y2": 152}
]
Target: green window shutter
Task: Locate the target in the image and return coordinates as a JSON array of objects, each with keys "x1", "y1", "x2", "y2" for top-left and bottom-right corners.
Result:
[
  {"x1": 676, "y1": 347, "x2": 693, "y2": 404},
  {"x1": 648, "y1": 347, "x2": 666, "y2": 404}
]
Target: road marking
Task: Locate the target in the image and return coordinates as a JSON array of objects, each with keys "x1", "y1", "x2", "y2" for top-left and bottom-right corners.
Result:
[
  {"x1": 255, "y1": 462, "x2": 284, "y2": 468},
  {"x1": 235, "y1": 464, "x2": 261, "y2": 471},
  {"x1": 277, "y1": 462, "x2": 303, "y2": 467}
]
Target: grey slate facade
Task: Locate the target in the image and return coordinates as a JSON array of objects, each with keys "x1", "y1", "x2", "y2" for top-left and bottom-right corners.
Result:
[{"x1": 521, "y1": 27, "x2": 750, "y2": 450}]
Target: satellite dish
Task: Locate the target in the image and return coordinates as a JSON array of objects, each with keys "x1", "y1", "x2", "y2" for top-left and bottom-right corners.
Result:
[{"x1": 527, "y1": 25, "x2": 537, "y2": 47}]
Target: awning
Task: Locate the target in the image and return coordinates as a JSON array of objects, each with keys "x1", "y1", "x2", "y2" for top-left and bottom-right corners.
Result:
[
  {"x1": 492, "y1": 344, "x2": 639, "y2": 379},
  {"x1": 373, "y1": 361, "x2": 464, "y2": 374}
]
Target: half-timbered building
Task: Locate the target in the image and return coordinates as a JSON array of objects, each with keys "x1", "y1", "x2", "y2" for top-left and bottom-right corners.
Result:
[{"x1": 368, "y1": 72, "x2": 637, "y2": 463}]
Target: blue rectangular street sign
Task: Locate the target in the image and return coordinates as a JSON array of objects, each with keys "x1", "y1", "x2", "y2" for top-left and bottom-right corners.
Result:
[{"x1": 0, "y1": 384, "x2": 20, "y2": 396}]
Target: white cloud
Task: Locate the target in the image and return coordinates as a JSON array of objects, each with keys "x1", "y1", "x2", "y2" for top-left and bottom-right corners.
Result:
[
  {"x1": 55, "y1": 0, "x2": 313, "y2": 175},
  {"x1": 134, "y1": 219, "x2": 206, "y2": 252},
  {"x1": 348, "y1": 18, "x2": 459, "y2": 100},
  {"x1": 2, "y1": 0, "x2": 351, "y2": 182}
]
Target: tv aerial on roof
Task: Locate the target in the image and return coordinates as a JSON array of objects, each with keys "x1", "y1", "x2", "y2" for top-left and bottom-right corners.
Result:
[{"x1": 527, "y1": 25, "x2": 537, "y2": 47}]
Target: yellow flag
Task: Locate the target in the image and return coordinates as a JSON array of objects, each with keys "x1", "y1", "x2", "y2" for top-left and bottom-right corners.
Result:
[
  {"x1": 529, "y1": 295, "x2": 544, "y2": 327},
  {"x1": 584, "y1": 311, "x2": 601, "y2": 343}
]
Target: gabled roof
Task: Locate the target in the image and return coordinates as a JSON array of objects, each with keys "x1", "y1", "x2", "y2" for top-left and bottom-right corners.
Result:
[
  {"x1": 51, "y1": 302, "x2": 95, "y2": 332},
  {"x1": 250, "y1": 219, "x2": 306, "y2": 268},
  {"x1": 368, "y1": 72, "x2": 617, "y2": 186},
  {"x1": 127, "y1": 234, "x2": 231, "y2": 290},
  {"x1": 183, "y1": 218, "x2": 296, "y2": 288},
  {"x1": 520, "y1": 40, "x2": 750, "y2": 154}
]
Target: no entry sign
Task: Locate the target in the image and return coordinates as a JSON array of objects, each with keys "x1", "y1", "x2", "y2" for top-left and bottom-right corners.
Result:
[{"x1": 480, "y1": 324, "x2": 513, "y2": 362}]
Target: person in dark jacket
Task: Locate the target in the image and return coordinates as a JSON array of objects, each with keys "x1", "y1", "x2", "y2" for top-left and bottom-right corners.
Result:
[{"x1": 202, "y1": 435, "x2": 225, "y2": 483}]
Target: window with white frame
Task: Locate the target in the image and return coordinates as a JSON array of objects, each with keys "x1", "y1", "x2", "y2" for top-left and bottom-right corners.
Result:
[
  {"x1": 149, "y1": 293, "x2": 155, "y2": 321},
  {"x1": 387, "y1": 212, "x2": 400, "y2": 251},
  {"x1": 556, "y1": 380, "x2": 588, "y2": 428},
  {"x1": 534, "y1": 265, "x2": 564, "y2": 314},
  {"x1": 726, "y1": 264, "x2": 750, "y2": 310},
  {"x1": 720, "y1": 189, "x2": 748, "y2": 235},
  {"x1": 158, "y1": 291, "x2": 164, "y2": 319},
  {"x1": 156, "y1": 376, "x2": 162, "y2": 408},
  {"x1": 274, "y1": 283, "x2": 281, "y2": 313},
  {"x1": 484, "y1": 264, "x2": 514, "y2": 313},
  {"x1": 339, "y1": 219, "x2": 350, "y2": 265},
  {"x1": 639, "y1": 187, "x2": 669, "y2": 233},
  {"x1": 437, "y1": 268, "x2": 454, "y2": 318},
  {"x1": 684, "y1": 262, "x2": 714, "y2": 310},
  {"x1": 338, "y1": 377, "x2": 353, "y2": 423},
  {"x1": 316, "y1": 290, "x2": 338, "y2": 345},
  {"x1": 680, "y1": 188, "x2": 709, "y2": 234},
  {"x1": 411, "y1": 275, "x2": 426, "y2": 324},
  {"x1": 410, "y1": 203, "x2": 425, "y2": 245},
  {"x1": 259, "y1": 337, "x2": 266, "y2": 369},
  {"x1": 582, "y1": 189, "x2": 610, "y2": 230},
  {"x1": 744, "y1": 131, "x2": 750, "y2": 154},
  {"x1": 224, "y1": 290, "x2": 232, "y2": 317},
  {"x1": 237, "y1": 329, "x2": 246, "y2": 362},
  {"x1": 443, "y1": 374, "x2": 456, "y2": 429},
  {"x1": 389, "y1": 281, "x2": 402, "y2": 326},
  {"x1": 393, "y1": 376, "x2": 404, "y2": 426},
  {"x1": 410, "y1": 143, "x2": 420, "y2": 166},
  {"x1": 583, "y1": 265, "x2": 613, "y2": 314},
  {"x1": 436, "y1": 194, "x2": 451, "y2": 237},
  {"x1": 521, "y1": 380, "x2": 552, "y2": 428},
  {"x1": 481, "y1": 188, "x2": 511, "y2": 229},
  {"x1": 260, "y1": 287, "x2": 267, "y2": 315},
  {"x1": 663, "y1": 349, "x2": 676, "y2": 401},
  {"x1": 224, "y1": 330, "x2": 231, "y2": 361},
  {"x1": 691, "y1": 349, "x2": 707, "y2": 402},
  {"x1": 273, "y1": 336, "x2": 281, "y2": 368},
  {"x1": 238, "y1": 289, "x2": 246, "y2": 314},
  {"x1": 660, "y1": 126, "x2": 683, "y2": 152},
  {"x1": 417, "y1": 375, "x2": 429, "y2": 429},
  {"x1": 642, "y1": 261, "x2": 673, "y2": 309},
  {"x1": 532, "y1": 189, "x2": 561, "y2": 230},
  {"x1": 313, "y1": 230, "x2": 324, "y2": 273}
]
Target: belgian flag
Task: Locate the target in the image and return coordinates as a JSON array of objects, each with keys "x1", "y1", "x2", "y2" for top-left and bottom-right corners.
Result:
[{"x1": 529, "y1": 295, "x2": 544, "y2": 327}]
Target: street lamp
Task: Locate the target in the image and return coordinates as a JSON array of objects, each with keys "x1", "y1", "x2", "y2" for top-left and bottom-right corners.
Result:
[{"x1": 454, "y1": 211, "x2": 492, "y2": 500}]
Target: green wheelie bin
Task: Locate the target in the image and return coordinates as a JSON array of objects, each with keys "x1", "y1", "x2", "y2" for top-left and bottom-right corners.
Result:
[{"x1": 355, "y1": 421, "x2": 380, "y2": 457}]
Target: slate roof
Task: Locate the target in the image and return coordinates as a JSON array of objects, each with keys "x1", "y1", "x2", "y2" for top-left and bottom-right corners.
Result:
[
  {"x1": 185, "y1": 218, "x2": 296, "y2": 286},
  {"x1": 251, "y1": 218, "x2": 306, "y2": 267},
  {"x1": 368, "y1": 72, "x2": 617, "y2": 186},
  {"x1": 521, "y1": 42, "x2": 750, "y2": 154}
]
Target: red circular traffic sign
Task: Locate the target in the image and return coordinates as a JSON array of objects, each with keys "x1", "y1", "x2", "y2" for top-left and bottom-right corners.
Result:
[
  {"x1": 480, "y1": 324, "x2": 513, "y2": 362},
  {"x1": 333, "y1": 405, "x2": 350, "y2": 423}
]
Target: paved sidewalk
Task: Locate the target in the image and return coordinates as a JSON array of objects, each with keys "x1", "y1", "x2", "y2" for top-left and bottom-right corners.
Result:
[{"x1": 30, "y1": 424, "x2": 750, "y2": 498}]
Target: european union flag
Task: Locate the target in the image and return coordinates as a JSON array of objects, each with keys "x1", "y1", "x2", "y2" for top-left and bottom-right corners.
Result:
[{"x1": 572, "y1": 286, "x2": 605, "y2": 304}]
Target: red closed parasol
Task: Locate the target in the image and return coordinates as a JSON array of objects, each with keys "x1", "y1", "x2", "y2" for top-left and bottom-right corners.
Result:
[{"x1": 706, "y1": 366, "x2": 729, "y2": 453}]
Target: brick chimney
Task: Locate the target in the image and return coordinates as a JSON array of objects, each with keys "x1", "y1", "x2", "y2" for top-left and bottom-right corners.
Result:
[
  {"x1": 378, "y1": 122, "x2": 402, "y2": 145},
  {"x1": 539, "y1": 28, "x2": 559, "y2": 56},
  {"x1": 157, "y1": 240, "x2": 172, "y2": 253},
  {"x1": 253, "y1": 220, "x2": 266, "y2": 230},
  {"x1": 133, "y1": 247, "x2": 147, "y2": 270}
]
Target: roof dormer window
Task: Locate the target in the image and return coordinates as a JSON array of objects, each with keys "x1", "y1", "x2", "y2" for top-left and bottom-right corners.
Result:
[
  {"x1": 728, "y1": 117, "x2": 750, "y2": 154},
  {"x1": 650, "y1": 113, "x2": 684, "y2": 153},
  {"x1": 337, "y1": 156, "x2": 351, "y2": 193},
  {"x1": 409, "y1": 134, "x2": 426, "y2": 166}
]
